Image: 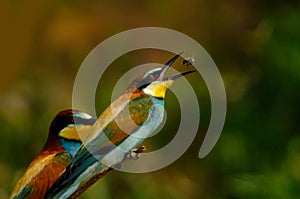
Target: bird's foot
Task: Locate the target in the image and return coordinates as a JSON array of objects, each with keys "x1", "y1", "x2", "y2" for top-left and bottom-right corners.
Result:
[
  {"x1": 114, "y1": 146, "x2": 147, "y2": 169},
  {"x1": 125, "y1": 145, "x2": 147, "y2": 160}
]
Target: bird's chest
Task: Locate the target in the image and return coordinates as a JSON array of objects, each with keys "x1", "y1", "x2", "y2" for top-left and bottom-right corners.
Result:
[
  {"x1": 128, "y1": 96, "x2": 154, "y2": 124},
  {"x1": 104, "y1": 96, "x2": 164, "y2": 144}
]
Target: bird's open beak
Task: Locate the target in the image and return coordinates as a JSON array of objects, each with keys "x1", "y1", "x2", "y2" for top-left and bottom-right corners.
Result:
[
  {"x1": 142, "y1": 52, "x2": 196, "y2": 98},
  {"x1": 156, "y1": 52, "x2": 196, "y2": 81}
]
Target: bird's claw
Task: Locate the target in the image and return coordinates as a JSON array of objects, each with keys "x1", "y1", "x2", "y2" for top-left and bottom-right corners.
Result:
[
  {"x1": 125, "y1": 145, "x2": 146, "y2": 160},
  {"x1": 114, "y1": 146, "x2": 147, "y2": 169}
]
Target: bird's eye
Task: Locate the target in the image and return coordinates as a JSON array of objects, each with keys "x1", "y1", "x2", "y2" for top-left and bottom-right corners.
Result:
[
  {"x1": 136, "y1": 75, "x2": 152, "y2": 89},
  {"x1": 137, "y1": 68, "x2": 162, "y2": 89}
]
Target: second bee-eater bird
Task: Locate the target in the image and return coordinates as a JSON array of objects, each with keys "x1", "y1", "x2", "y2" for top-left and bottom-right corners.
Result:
[
  {"x1": 9, "y1": 110, "x2": 97, "y2": 199},
  {"x1": 45, "y1": 52, "x2": 195, "y2": 198}
]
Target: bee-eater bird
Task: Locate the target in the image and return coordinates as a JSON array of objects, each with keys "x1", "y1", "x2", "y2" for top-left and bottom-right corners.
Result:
[
  {"x1": 45, "y1": 53, "x2": 196, "y2": 199},
  {"x1": 9, "y1": 110, "x2": 97, "y2": 199}
]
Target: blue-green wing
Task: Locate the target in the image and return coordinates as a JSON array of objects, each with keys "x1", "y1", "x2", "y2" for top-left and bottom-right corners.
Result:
[{"x1": 45, "y1": 103, "x2": 164, "y2": 198}]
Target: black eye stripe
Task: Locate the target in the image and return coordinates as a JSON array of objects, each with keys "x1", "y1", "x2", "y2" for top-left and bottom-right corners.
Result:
[
  {"x1": 137, "y1": 79, "x2": 151, "y2": 89},
  {"x1": 137, "y1": 71, "x2": 161, "y2": 89},
  {"x1": 72, "y1": 116, "x2": 97, "y2": 126}
]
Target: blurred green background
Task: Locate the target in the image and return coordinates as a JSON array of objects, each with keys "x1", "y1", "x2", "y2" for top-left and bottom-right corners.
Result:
[{"x1": 1, "y1": 1, "x2": 300, "y2": 198}]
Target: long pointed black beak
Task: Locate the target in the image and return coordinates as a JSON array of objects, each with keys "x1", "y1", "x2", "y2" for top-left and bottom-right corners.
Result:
[
  {"x1": 157, "y1": 51, "x2": 195, "y2": 81},
  {"x1": 165, "y1": 69, "x2": 196, "y2": 80},
  {"x1": 136, "y1": 52, "x2": 195, "y2": 89},
  {"x1": 157, "y1": 51, "x2": 184, "y2": 81}
]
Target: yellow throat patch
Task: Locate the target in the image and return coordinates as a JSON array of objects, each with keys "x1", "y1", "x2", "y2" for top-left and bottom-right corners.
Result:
[
  {"x1": 59, "y1": 125, "x2": 93, "y2": 141},
  {"x1": 143, "y1": 80, "x2": 174, "y2": 98}
]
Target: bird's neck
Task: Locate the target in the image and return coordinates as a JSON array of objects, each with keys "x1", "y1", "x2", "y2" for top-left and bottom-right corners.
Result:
[
  {"x1": 59, "y1": 138, "x2": 81, "y2": 158},
  {"x1": 42, "y1": 133, "x2": 64, "y2": 152},
  {"x1": 150, "y1": 95, "x2": 164, "y2": 105},
  {"x1": 42, "y1": 133, "x2": 80, "y2": 157}
]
